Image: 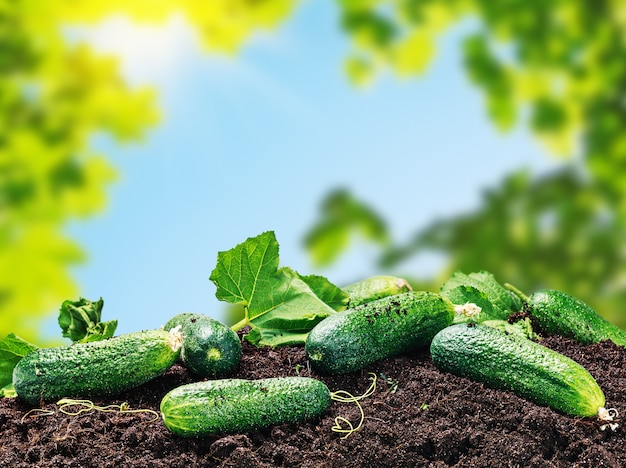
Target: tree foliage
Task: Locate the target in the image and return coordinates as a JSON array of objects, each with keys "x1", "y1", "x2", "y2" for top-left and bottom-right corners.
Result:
[
  {"x1": 382, "y1": 168, "x2": 626, "y2": 328},
  {"x1": 303, "y1": 189, "x2": 390, "y2": 267},
  {"x1": 304, "y1": 0, "x2": 626, "y2": 328},
  {"x1": 0, "y1": 0, "x2": 293, "y2": 342},
  {"x1": 5, "y1": 0, "x2": 626, "y2": 340},
  {"x1": 306, "y1": 167, "x2": 626, "y2": 328},
  {"x1": 338, "y1": 0, "x2": 626, "y2": 189}
]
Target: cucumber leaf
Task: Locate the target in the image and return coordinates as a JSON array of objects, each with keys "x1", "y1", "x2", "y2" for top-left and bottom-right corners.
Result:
[
  {"x1": 0, "y1": 333, "x2": 38, "y2": 398},
  {"x1": 441, "y1": 270, "x2": 522, "y2": 321},
  {"x1": 299, "y1": 273, "x2": 350, "y2": 312},
  {"x1": 209, "y1": 231, "x2": 349, "y2": 347},
  {"x1": 0, "y1": 385, "x2": 17, "y2": 398},
  {"x1": 482, "y1": 318, "x2": 540, "y2": 341},
  {"x1": 444, "y1": 285, "x2": 496, "y2": 323},
  {"x1": 58, "y1": 297, "x2": 118, "y2": 343},
  {"x1": 244, "y1": 328, "x2": 312, "y2": 348}
]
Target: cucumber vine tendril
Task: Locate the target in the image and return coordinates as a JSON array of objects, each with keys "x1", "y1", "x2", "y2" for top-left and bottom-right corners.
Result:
[
  {"x1": 330, "y1": 373, "x2": 377, "y2": 439},
  {"x1": 21, "y1": 399, "x2": 160, "y2": 423}
]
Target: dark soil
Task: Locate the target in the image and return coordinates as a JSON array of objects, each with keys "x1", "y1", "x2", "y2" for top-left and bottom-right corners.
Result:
[{"x1": 1, "y1": 332, "x2": 625, "y2": 467}]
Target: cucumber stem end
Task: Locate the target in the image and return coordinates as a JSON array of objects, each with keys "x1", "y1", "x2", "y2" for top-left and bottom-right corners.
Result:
[
  {"x1": 168, "y1": 326, "x2": 184, "y2": 353},
  {"x1": 598, "y1": 407, "x2": 619, "y2": 431}
]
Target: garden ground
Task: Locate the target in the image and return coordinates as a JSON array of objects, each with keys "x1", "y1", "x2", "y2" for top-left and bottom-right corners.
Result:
[{"x1": 1, "y1": 331, "x2": 624, "y2": 467}]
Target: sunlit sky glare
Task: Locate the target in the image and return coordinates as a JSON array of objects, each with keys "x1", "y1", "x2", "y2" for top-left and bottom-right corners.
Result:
[
  {"x1": 53, "y1": 0, "x2": 562, "y2": 338},
  {"x1": 67, "y1": 13, "x2": 197, "y2": 87}
]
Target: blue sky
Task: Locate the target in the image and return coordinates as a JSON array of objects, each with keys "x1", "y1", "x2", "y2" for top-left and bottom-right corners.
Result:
[{"x1": 55, "y1": 1, "x2": 560, "y2": 337}]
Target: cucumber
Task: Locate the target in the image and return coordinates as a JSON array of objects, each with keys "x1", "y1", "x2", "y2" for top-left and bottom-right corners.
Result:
[
  {"x1": 13, "y1": 329, "x2": 182, "y2": 406},
  {"x1": 430, "y1": 323, "x2": 607, "y2": 418},
  {"x1": 305, "y1": 291, "x2": 455, "y2": 375},
  {"x1": 342, "y1": 275, "x2": 412, "y2": 308},
  {"x1": 164, "y1": 313, "x2": 242, "y2": 378},
  {"x1": 160, "y1": 377, "x2": 331, "y2": 437},
  {"x1": 525, "y1": 289, "x2": 626, "y2": 346}
]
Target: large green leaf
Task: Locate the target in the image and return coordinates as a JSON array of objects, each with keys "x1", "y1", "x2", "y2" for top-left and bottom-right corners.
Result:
[
  {"x1": 299, "y1": 273, "x2": 350, "y2": 312},
  {"x1": 210, "y1": 231, "x2": 348, "y2": 347}
]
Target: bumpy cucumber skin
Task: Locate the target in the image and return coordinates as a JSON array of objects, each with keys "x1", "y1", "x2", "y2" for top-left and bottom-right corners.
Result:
[
  {"x1": 164, "y1": 313, "x2": 242, "y2": 378},
  {"x1": 160, "y1": 377, "x2": 331, "y2": 437},
  {"x1": 528, "y1": 289, "x2": 626, "y2": 346},
  {"x1": 13, "y1": 329, "x2": 181, "y2": 406},
  {"x1": 430, "y1": 323, "x2": 606, "y2": 418},
  {"x1": 305, "y1": 291, "x2": 455, "y2": 375},
  {"x1": 342, "y1": 275, "x2": 412, "y2": 308}
]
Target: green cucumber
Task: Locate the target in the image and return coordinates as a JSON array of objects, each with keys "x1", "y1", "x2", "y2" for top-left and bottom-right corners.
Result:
[
  {"x1": 342, "y1": 275, "x2": 412, "y2": 308},
  {"x1": 305, "y1": 291, "x2": 455, "y2": 375},
  {"x1": 164, "y1": 313, "x2": 242, "y2": 378},
  {"x1": 160, "y1": 377, "x2": 331, "y2": 437},
  {"x1": 525, "y1": 289, "x2": 626, "y2": 346},
  {"x1": 430, "y1": 323, "x2": 607, "y2": 419},
  {"x1": 13, "y1": 329, "x2": 182, "y2": 406}
]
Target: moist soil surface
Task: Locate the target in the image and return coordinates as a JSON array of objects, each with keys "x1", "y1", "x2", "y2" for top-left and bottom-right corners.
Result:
[{"x1": 1, "y1": 331, "x2": 625, "y2": 468}]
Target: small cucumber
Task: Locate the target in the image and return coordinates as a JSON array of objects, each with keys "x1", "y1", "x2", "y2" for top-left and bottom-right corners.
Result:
[
  {"x1": 305, "y1": 291, "x2": 455, "y2": 375},
  {"x1": 525, "y1": 289, "x2": 626, "y2": 346},
  {"x1": 164, "y1": 313, "x2": 242, "y2": 378},
  {"x1": 342, "y1": 275, "x2": 412, "y2": 308},
  {"x1": 160, "y1": 377, "x2": 331, "y2": 437},
  {"x1": 430, "y1": 323, "x2": 607, "y2": 418},
  {"x1": 13, "y1": 329, "x2": 182, "y2": 406}
]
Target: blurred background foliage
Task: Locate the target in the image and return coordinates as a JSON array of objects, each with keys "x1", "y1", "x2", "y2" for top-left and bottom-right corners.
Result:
[
  {"x1": 0, "y1": 0, "x2": 293, "y2": 342},
  {"x1": 306, "y1": 0, "x2": 626, "y2": 328},
  {"x1": 2, "y1": 0, "x2": 626, "y2": 341}
]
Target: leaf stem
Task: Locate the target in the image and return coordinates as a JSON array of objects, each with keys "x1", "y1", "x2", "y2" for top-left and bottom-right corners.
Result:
[
  {"x1": 504, "y1": 283, "x2": 530, "y2": 303},
  {"x1": 230, "y1": 317, "x2": 250, "y2": 332}
]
